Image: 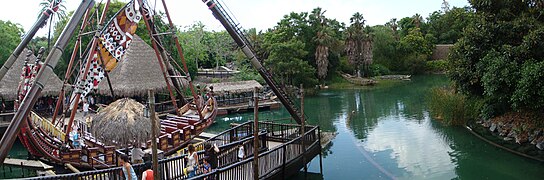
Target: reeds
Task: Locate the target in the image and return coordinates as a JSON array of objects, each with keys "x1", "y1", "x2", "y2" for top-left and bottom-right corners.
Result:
[{"x1": 427, "y1": 87, "x2": 482, "y2": 125}]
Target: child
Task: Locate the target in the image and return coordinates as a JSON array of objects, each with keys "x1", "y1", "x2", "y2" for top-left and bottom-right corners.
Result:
[{"x1": 202, "y1": 157, "x2": 211, "y2": 174}]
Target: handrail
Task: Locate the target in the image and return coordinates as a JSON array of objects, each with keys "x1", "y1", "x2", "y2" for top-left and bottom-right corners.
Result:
[
  {"x1": 30, "y1": 111, "x2": 65, "y2": 142},
  {"x1": 24, "y1": 122, "x2": 318, "y2": 180},
  {"x1": 191, "y1": 125, "x2": 319, "y2": 179}
]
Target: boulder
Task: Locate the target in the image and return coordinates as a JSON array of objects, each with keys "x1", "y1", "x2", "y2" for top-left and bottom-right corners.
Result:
[{"x1": 490, "y1": 123, "x2": 497, "y2": 132}]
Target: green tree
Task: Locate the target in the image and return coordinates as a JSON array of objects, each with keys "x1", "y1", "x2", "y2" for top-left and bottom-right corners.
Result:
[
  {"x1": 344, "y1": 12, "x2": 374, "y2": 77},
  {"x1": 0, "y1": 20, "x2": 23, "y2": 67},
  {"x1": 311, "y1": 8, "x2": 335, "y2": 81},
  {"x1": 39, "y1": 0, "x2": 66, "y2": 52},
  {"x1": 449, "y1": 0, "x2": 544, "y2": 117},
  {"x1": 267, "y1": 39, "x2": 317, "y2": 86},
  {"x1": 427, "y1": 7, "x2": 475, "y2": 44}
]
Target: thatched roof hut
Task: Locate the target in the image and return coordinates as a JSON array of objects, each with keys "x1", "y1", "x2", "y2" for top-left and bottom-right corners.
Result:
[
  {"x1": 0, "y1": 50, "x2": 64, "y2": 100},
  {"x1": 96, "y1": 35, "x2": 181, "y2": 97},
  {"x1": 208, "y1": 80, "x2": 263, "y2": 95},
  {"x1": 91, "y1": 98, "x2": 159, "y2": 146}
]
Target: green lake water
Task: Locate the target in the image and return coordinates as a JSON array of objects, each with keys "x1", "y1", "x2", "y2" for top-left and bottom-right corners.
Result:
[{"x1": 208, "y1": 75, "x2": 544, "y2": 180}]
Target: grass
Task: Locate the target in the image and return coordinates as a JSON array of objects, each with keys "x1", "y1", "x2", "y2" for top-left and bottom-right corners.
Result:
[
  {"x1": 325, "y1": 73, "x2": 408, "y2": 90},
  {"x1": 427, "y1": 87, "x2": 482, "y2": 125}
]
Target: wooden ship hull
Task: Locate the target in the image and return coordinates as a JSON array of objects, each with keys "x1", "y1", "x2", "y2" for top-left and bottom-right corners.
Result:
[{"x1": 17, "y1": 97, "x2": 217, "y2": 169}]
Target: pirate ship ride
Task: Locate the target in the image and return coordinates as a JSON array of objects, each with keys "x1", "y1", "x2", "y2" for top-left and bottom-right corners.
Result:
[{"x1": 0, "y1": 0, "x2": 217, "y2": 169}]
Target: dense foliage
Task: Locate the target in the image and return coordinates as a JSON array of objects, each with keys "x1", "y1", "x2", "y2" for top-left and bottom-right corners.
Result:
[
  {"x1": 0, "y1": 20, "x2": 23, "y2": 67},
  {"x1": 2, "y1": 1, "x2": 474, "y2": 89},
  {"x1": 448, "y1": 0, "x2": 544, "y2": 118}
]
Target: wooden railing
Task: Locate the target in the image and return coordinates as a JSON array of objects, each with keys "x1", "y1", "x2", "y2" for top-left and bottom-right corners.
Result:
[
  {"x1": 24, "y1": 122, "x2": 318, "y2": 180},
  {"x1": 30, "y1": 111, "x2": 65, "y2": 142},
  {"x1": 193, "y1": 125, "x2": 319, "y2": 179}
]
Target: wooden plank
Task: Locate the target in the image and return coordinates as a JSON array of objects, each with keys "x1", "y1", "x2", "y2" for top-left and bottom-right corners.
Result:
[{"x1": 3, "y1": 158, "x2": 54, "y2": 170}]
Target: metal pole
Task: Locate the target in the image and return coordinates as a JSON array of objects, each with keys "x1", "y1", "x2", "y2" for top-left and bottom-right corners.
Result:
[
  {"x1": 148, "y1": 90, "x2": 159, "y2": 180},
  {"x1": 0, "y1": 0, "x2": 63, "y2": 80},
  {"x1": 318, "y1": 127, "x2": 323, "y2": 174},
  {"x1": 253, "y1": 87, "x2": 259, "y2": 180},
  {"x1": 0, "y1": 0, "x2": 94, "y2": 165},
  {"x1": 300, "y1": 84, "x2": 307, "y2": 179}
]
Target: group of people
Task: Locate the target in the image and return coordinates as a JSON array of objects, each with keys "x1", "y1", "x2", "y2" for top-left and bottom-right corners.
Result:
[
  {"x1": 185, "y1": 142, "x2": 220, "y2": 178},
  {"x1": 117, "y1": 142, "x2": 221, "y2": 180}
]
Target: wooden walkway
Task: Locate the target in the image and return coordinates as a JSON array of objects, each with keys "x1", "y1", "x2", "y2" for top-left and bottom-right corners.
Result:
[{"x1": 24, "y1": 122, "x2": 321, "y2": 180}]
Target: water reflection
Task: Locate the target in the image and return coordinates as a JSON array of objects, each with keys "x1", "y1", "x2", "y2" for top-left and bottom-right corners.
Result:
[{"x1": 213, "y1": 75, "x2": 544, "y2": 179}]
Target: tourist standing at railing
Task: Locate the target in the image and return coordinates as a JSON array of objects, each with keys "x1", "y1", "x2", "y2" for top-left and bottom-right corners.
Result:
[
  {"x1": 204, "y1": 142, "x2": 219, "y2": 170},
  {"x1": 119, "y1": 154, "x2": 138, "y2": 180},
  {"x1": 186, "y1": 144, "x2": 199, "y2": 178}
]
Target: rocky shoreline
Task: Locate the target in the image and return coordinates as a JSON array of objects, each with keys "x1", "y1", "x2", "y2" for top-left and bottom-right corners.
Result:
[{"x1": 474, "y1": 111, "x2": 544, "y2": 160}]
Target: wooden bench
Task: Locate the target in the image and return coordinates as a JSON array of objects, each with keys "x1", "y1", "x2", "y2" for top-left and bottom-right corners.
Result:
[
  {"x1": 159, "y1": 134, "x2": 169, "y2": 151},
  {"x1": 61, "y1": 149, "x2": 81, "y2": 163},
  {"x1": 171, "y1": 130, "x2": 182, "y2": 147}
]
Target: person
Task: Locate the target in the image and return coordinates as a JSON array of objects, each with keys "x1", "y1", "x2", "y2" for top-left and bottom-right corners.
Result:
[
  {"x1": 141, "y1": 161, "x2": 154, "y2": 180},
  {"x1": 86, "y1": 116, "x2": 92, "y2": 134},
  {"x1": 131, "y1": 145, "x2": 146, "y2": 164},
  {"x1": 201, "y1": 156, "x2": 211, "y2": 175},
  {"x1": 204, "y1": 142, "x2": 219, "y2": 170},
  {"x1": 119, "y1": 154, "x2": 138, "y2": 180},
  {"x1": 82, "y1": 99, "x2": 90, "y2": 117},
  {"x1": 72, "y1": 128, "x2": 81, "y2": 149},
  {"x1": 186, "y1": 144, "x2": 198, "y2": 178},
  {"x1": 237, "y1": 142, "x2": 245, "y2": 161}
]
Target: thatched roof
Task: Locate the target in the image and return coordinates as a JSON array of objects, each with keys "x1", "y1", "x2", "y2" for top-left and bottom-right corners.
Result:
[
  {"x1": 0, "y1": 50, "x2": 64, "y2": 100},
  {"x1": 96, "y1": 35, "x2": 180, "y2": 97},
  {"x1": 208, "y1": 80, "x2": 263, "y2": 95},
  {"x1": 91, "y1": 98, "x2": 159, "y2": 146}
]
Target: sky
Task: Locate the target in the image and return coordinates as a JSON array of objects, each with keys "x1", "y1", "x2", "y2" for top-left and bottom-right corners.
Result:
[{"x1": 0, "y1": 0, "x2": 469, "y2": 36}]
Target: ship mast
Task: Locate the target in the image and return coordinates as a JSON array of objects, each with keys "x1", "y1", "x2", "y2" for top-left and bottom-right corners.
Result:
[
  {"x1": 0, "y1": 0, "x2": 63, "y2": 81},
  {"x1": 200, "y1": 0, "x2": 305, "y2": 124},
  {"x1": 0, "y1": 0, "x2": 95, "y2": 165}
]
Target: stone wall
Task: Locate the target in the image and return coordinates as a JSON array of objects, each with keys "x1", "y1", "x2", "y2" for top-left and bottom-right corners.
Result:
[{"x1": 431, "y1": 44, "x2": 454, "y2": 60}]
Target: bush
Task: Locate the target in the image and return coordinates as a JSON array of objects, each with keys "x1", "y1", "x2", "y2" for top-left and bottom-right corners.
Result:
[
  {"x1": 425, "y1": 59, "x2": 447, "y2": 73},
  {"x1": 427, "y1": 87, "x2": 482, "y2": 125},
  {"x1": 369, "y1": 64, "x2": 391, "y2": 76}
]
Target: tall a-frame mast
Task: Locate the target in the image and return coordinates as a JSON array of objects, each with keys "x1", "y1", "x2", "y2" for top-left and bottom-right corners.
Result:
[
  {"x1": 0, "y1": 0, "x2": 95, "y2": 165},
  {"x1": 0, "y1": 0, "x2": 64, "y2": 80}
]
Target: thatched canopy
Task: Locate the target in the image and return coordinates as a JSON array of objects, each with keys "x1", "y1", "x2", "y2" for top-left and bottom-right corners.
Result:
[
  {"x1": 96, "y1": 35, "x2": 181, "y2": 97},
  {"x1": 0, "y1": 50, "x2": 64, "y2": 100},
  {"x1": 208, "y1": 80, "x2": 263, "y2": 95},
  {"x1": 91, "y1": 98, "x2": 159, "y2": 146}
]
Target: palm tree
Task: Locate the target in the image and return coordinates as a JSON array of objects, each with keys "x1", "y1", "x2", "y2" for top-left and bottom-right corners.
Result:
[
  {"x1": 386, "y1": 18, "x2": 399, "y2": 41},
  {"x1": 412, "y1": 14, "x2": 423, "y2": 29},
  {"x1": 345, "y1": 12, "x2": 366, "y2": 77},
  {"x1": 311, "y1": 8, "x2": 334, "y2": 81},
  {"x1": 361, "y1": 26, "x2": 374, "y2": 77},
  {"x1": 38, "y1": 0, "x2": 66, "y2": 52}
]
